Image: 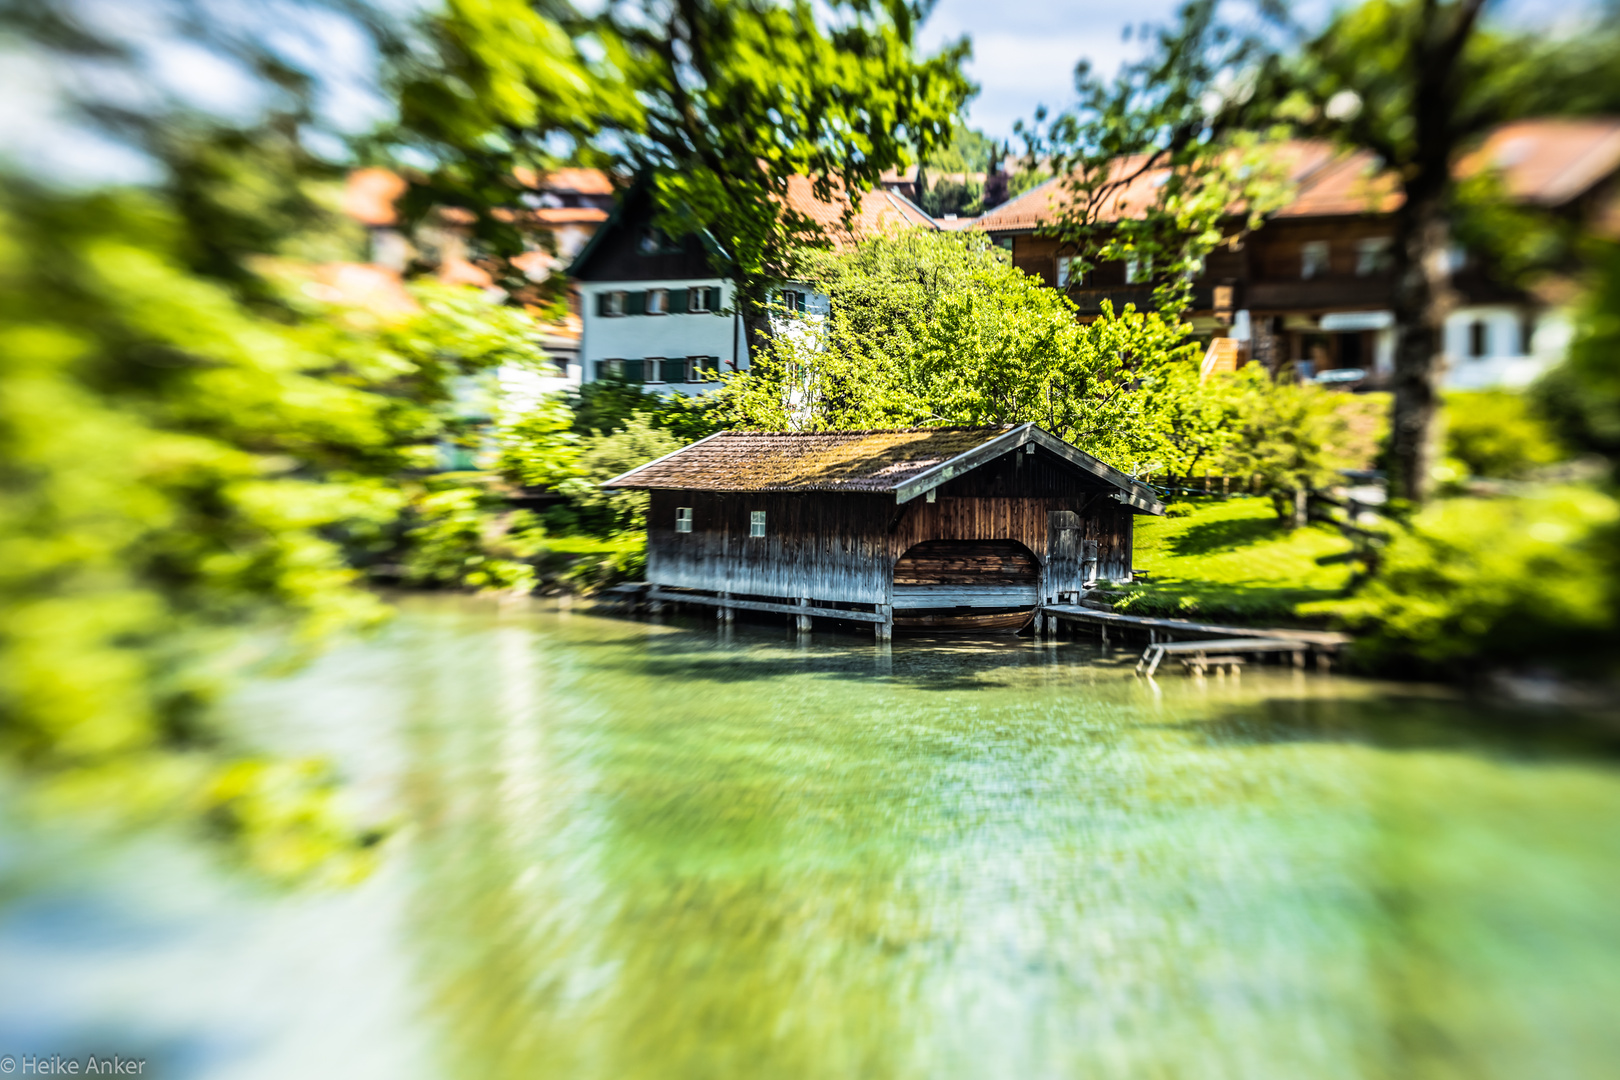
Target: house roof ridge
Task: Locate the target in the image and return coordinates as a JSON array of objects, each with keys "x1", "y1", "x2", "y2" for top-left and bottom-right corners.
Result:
[{"x1": 718, "y1": 425, "x2": 1016, "y2": 437}]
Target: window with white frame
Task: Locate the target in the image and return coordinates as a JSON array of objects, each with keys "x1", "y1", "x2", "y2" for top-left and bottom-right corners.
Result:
[
  {"x1": 675, "y1": 507, "x2": 693, "y2": 533},
  {"x1": 778, "y1": 289, "x2": 805, "y2": 313},
  {"x1": 1301, "y1": 241, "x2": 1331, "y2": 280},
  {"x1": 645, "y1": 288, "x2": 669, "y2": 315},
  {"x1": 638, "y1": 228, "x2": 680, "y2": 255},
  {"x1": 1356, "y1": 237, "x2": 1392, "y2": 277},
  {"x1": 601, "y1": 290, "x2": 628, "y2": 317},
  {"x1": 749, "y1": 511, "x2": 766, "y2": 538},
  {"x1": 644, "y1": 357, "x2": 665, "y2": 383},
  {"x1": 1056, "y1": 256, "x2": 1079, "y2": 287},
  {"x1": 688, "y1": 286, "x2": 716, "y2": 313},
  {"x1": 1124, "y1": 253, "x2": 1150, "y2": 284}
]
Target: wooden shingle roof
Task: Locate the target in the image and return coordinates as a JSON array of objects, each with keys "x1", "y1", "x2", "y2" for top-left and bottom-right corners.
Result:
[{"x1": 602, "y1": 424, "x2": 1165, "y2": 513}]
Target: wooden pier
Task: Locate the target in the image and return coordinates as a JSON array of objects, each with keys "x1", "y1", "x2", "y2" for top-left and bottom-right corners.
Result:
[
  {"x1": 602, "y1": 586, "x2": 1352, "y2": 674},
  {"x1": 1039, "y1": 604, "x2": 1349, "y2": 676}
]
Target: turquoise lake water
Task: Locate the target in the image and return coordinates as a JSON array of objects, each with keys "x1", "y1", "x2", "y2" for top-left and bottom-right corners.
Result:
[{"x1": 3, "y1": 593, "x2": 1618, "y2": 1079}]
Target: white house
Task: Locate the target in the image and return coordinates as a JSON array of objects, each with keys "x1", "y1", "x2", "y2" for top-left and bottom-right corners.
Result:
[{"x1": 568, "y1": 178, "x2": 936, "y2": 396}]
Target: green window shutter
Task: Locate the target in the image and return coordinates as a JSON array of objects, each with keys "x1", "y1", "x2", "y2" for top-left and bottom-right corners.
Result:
[
  {"x1": 624, "y1": 358, "x2": 644, "y2": 383},
  {"x1": 626, "y1": 290, "x2": 646, "y2": 315},
  {"x1": 668, "y1": 288, "x2": 688, "y2": 314},
  {"x1": 661, "y1": 358, "x2": 685, "y2": 383},
  {"x1": 595, "y1": 292, "x2": 610, "y2": 317},
  {"x1": 706, "y1": 287, "x2": 721, "y2": 312}
]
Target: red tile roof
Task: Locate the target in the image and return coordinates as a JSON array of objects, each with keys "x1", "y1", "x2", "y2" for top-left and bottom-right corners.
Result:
[
  {"x1": 1460, "y1": 118, "x2": 1620, "y2": 205},
  {"x1": 343, "y1": 168, "x2": 408, "y2": 227},
  {"x1": 781, "y1": 176, "x2": 937, "y2": 248},
  {"x1": 976, "y1": 119, "x2": 1620, "y2": 231},
  {"x1": 545, "y1": 167, "x2": 614, "y2": 195},
  {"x1": 531, "y1": 206, "x2": 610, "y2": 225}
]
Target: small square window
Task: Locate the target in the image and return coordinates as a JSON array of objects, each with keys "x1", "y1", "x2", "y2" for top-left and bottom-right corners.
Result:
[
  {"x1": 675, "y1": 507, "x2": 693, "y2": 533},
  {"x1": 1301, "y1": 241, "x2": 1330, "y2": 280},
  {"x1": 688, "y1": 287, "x2": 712, "y2": 313},
  {"x1": 645, "y1": 288, "x2": 669, "y2": 315},
  {"x1": 639, "y1": 228, "x2": 679, "y2": 255},
  {"x1": 778, "y1": 289, "x2": 804, "y2": 313},
  {"x1": 602, "y1": 291, "x2": 627, "y2": 317},
  {"x1": 749, "y1": 510, "x2": 766, "y2": 538},
  {"x1": 1356, "y1": 237, "x2": 1392, "y2": 277},
  {"x1": 644, "y1": 357, "x2": 665, "y2": 383}
]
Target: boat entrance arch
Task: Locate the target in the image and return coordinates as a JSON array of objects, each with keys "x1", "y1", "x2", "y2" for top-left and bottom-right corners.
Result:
[{"x1": 891, "y1": 539, "x2": 1040, "y2": 632}]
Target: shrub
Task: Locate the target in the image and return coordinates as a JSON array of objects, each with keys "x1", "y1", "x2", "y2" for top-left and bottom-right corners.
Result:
[
  {"x1": 401, "y1": 477, "x2": 543, "y2": 593},
  {"x1": 1445, "y1": 390, "x2": 1564, "y2": 478},
  {"x1": 1321, "y1": 488, "x2": 1620, "y2": 675}
]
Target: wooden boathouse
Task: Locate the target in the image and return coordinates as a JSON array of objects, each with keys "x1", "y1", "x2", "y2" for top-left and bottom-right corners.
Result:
[{"x1": 603, "y1": 424, "x2": 1164, "y2": 638}]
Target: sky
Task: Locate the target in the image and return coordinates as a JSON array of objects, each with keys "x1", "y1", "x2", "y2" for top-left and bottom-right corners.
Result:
[
  {"x1": 916, "y1": 0, "x2": 1601, "y2": 142},
  {"x1": 916, "y1": 0, "x2": 1191, "y2": 141}
]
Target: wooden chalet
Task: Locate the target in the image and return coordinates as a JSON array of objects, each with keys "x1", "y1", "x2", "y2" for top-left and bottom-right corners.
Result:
[{"x1": 603, "y1": 424, "x2": 1164, "y2": 638}]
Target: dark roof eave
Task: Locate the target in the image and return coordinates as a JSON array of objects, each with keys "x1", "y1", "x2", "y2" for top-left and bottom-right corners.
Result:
[{"x1": 602, "y1": 424, "x2": 1163, "y2": 513}]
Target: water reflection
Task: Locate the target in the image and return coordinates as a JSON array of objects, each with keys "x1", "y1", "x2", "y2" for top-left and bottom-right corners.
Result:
[{"x1": 3, "y1": 594, "x2": 1618, "y2": 1079}]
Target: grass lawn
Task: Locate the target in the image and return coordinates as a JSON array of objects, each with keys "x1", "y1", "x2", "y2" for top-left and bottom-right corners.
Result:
[
  {"x1": 1117, "y1": 496, "x2": 1358, "y2": 626},
  {"x1": 540, "y1": 533, "x2": 645, "y2": 558}
]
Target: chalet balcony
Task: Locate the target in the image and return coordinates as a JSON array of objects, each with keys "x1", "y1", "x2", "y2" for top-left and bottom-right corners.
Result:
[
  {"x1": 1066, "y1": 283, "x2": 1225, "y2": 316},
  {"x1": 1067, "y1": 286, "x2": 1158, "y2": 316},
  {"x1": 1243, "y1": 276, "x2": 1392, "y2": 312}
]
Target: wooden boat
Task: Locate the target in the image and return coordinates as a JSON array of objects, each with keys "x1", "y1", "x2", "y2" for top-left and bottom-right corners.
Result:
[{"x1": 890, "y1": 540, "x2": 1039, "y2": 633}]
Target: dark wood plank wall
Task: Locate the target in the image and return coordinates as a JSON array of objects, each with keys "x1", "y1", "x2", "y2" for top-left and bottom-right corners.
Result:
[
  {"x1": 647, "y1": 473, "x2": 1138, "y2": 605},
  {"x1": 648, "y1": 490, "x2": 896, "y2": 602},
  {"x1": 575, "y1": 193, "x2": 717, "y2": 282},
  {"x1": 892, "y1": 540, "x2": 1039, "y2": 586}
]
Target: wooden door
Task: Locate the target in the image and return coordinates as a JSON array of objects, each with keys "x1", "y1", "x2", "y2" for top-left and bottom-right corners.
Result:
[{"x1": 1046, "y1": 510, "x2": 1083, "y2": 602}]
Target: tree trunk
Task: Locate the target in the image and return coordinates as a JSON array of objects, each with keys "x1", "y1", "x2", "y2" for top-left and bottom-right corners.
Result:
[
  {"x1": 1385, "y1": 0, "x2": 1482, "y2": 505},
  {"x1": 1387, "y1": 189, "x2": 1454, "y2": 505}
]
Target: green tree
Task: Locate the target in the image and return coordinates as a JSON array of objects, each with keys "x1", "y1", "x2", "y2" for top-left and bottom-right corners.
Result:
[
  {"x1": 1534, "y1": 241, "x2": 1620, "y2": 477},
  {"x1": 1261, "y1": 0, "x2": 1620, "y2": 503},
  {"x1": 724, "y1": 231, "x2": 1196, "y2": 471},
  {"x1": 1444, "y1": 390, "x2": 1565, "y2": 478},
  {"x1": 1221, "y1": 371, "x2": 1359, "y2": 527},
  {"x1": 1015, "y1": 1, "x2": 1293, "y2": 316},
  {"x1": 398, "y1": 0, "x2": 975, "y2": 349},
  {"x1": 0, "y1": 164, "x2": 557, "y2": 876},
  {"x1": 923, "y1": 122, "x2": 999, "y2": 174},
  {"x1": 555, "y1": 419, "x2": 684, "y2": 536}
]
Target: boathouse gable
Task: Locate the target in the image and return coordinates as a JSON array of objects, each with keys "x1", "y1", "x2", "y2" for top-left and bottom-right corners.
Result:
[{"x1": 605, "y1": 424, "x2": 1161, "y2": 632}]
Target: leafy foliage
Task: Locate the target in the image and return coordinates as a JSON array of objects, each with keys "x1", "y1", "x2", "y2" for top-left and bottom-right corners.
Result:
[
  {"x1": 1325, "y1": 489, "x2": 1620, "y2": 675},
  {"x1": 400, "y1": 0, "x2": 974, "y2": 331},
  {"x1": 1534, "y1": 242, "x2": 1620, "y2": 478},
  {"x1": 1444, "y1": 390, "x2": 1565, "y2": 479},
  {"x1": 1016, "y1": 0, "x2": 1293, "y2": 315},
  {"x1": 401, "y1": 478, "x2": 543, "y2": 594},
  {"x1": 1221, "y1": 372, "x2": 1366, "y2": 526},
  {"x1": 723, "y1": 231, "x2": 1196, "y2": 471},
  {"x1": 0, "y1": 162, "x2": 557, "y2": 877},
  {"x1": 553, "y1": 419, "x2": 684, "y2": 537},
  {"x1": 563, "y1": 376, "x2": 726, "y2": 442}
]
